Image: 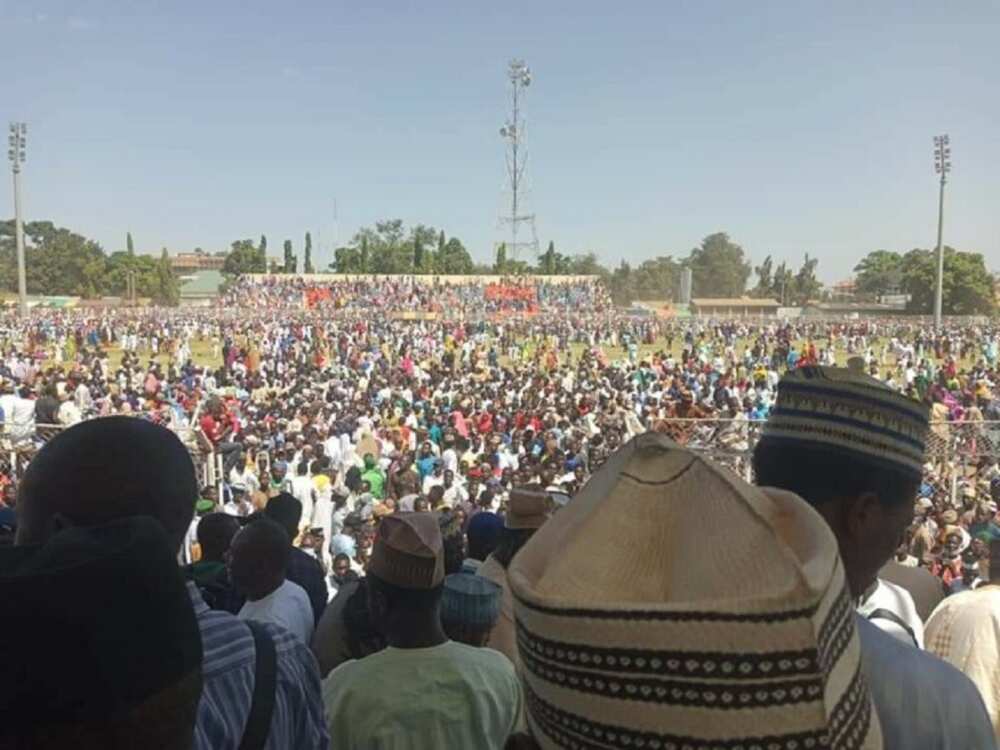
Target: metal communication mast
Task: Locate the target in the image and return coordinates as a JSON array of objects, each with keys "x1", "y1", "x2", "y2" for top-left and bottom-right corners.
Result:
[{"x1": 498, "y1": 59, "x2": 539, "y2": 261}]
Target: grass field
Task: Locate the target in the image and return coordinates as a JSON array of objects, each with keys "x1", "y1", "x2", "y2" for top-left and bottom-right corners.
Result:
[{"x1": 28, "y1": 334, "x2": 972, "y2": 375}]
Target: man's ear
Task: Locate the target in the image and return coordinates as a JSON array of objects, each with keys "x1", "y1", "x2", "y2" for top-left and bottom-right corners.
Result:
[{"x1": 843, "y1": 491, "x2": 882, "y2": 543}]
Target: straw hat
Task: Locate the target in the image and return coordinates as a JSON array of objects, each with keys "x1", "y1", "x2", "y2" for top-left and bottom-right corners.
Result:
[{"x1": 509, "y1": 432, "x2": 881, "y2": 749}]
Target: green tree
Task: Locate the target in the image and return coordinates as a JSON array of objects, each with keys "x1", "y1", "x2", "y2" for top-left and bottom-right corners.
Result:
[
  {"x1": 687, "y1": 232, "x2": 752, "y2": 298},
  {"x1": 332, "y1": 246, "x2": 362, "y2": 273},
  {"x1": 752, "y1": 255, "x2": 773, "y2": 298},
  {"x1": 495, "y1": 243, "x2": 507, "y2": 273},
  {"x1": 773, "y1": 261, "x2": 794, "y2": 305},
  {"x1": 304, "y1": 232, "x2": 314, "y2": 274},
  {"x1": 154, "y1": 248, "x2": 180, "y2": 306},
  {"x1": 360, "y1": 236, "x2": 370, "y2": 273},
  {"x1": 437, "y1": 237, "x2": 475, "y2": 274},
  {"x1": 853, "y1": 250, "x2": 903, "y2": 301},
  {"x1": 540, "y1": 241, "x2": 556, "y2": 274},
  {"x1": 436, "y1": 230, "x2": 446, "y2": 273},
  {"x1": 223, "y1": 239, "x2": 266, "y2": 275},
  {"x1": 126, "y1": 231, "x2": 135, "y2": 257},
  {"x1": 413, "y1": 236, "x2": 424, "y2": 271},
  {"x1": 283, "y1": 240, "x2": 296, "y2": 274},
  {"x1": 0, "y1": 220, "x2": 108, "y2": 297},
  {"x1": 606, "y1": 260, "x2": 635, "y2": 305},
  {"x1": 568, "y1": 252, "x2": 604, "y2": 276},
  {"x1": 791, "y1": 253, "x2": 821, "y2": 305},
  {"x1": 901, "y1": 247, "x2": 995, "y2": 315},
  {"x1": 259, "y1": 234, "x2": 267, "y2": 257}
]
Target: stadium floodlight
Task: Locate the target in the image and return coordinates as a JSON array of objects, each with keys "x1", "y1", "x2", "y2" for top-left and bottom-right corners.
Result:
[
  {"x1": 932, "y1": 134, "x2": 951, "y2": 330},
  {"x1": 8, "y1": 123, "x2": 28, "y2": 317}
]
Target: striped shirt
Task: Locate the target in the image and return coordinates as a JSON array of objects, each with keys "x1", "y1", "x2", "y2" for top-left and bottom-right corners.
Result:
[{"x1": 188, "y1": 583, "x2": 330, "y2": 750}]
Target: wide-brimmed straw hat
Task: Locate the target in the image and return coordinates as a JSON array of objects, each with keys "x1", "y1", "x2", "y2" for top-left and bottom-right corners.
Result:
[{"x1": 509, "y1": 432, "x2": 881, "y2": 750}]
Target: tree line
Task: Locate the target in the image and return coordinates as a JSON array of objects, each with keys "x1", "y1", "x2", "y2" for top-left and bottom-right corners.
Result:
[
  {"x1": 852, "y1": 247, "x2": 994, "y2": 315},
  {"x1": 0, "y1": 221, "x2": 179, "y2": 305},
  {"x1": 2, "y1": 218, "x2": 994, "y2": 314}
]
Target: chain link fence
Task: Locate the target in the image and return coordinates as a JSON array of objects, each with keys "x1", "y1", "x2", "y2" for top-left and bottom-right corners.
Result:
[
  {"x1": 2, "y1": 418, "x2": 999, "y2": 510},
  {"x1": 0, "y1": 422, "x2": 219, "y2": 491},
  {"x1": 652, "y1": 418, "x2": 1000, "y2": 508}
]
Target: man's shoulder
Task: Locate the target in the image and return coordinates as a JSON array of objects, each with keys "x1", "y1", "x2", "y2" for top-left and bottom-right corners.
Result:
[
  {"x1": 290, "y1": 547, "x2": 325, "y2": 575},
  {"x1": 452, "y1": 642, "x2": 517, "y2": 678},
  {"x1": 858, "y1": 615, "x2": 981, "y2": 696}
]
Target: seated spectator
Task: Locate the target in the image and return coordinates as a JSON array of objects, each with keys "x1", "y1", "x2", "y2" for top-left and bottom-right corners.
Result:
[
  {"x1": 231, "y1": 518, "x2": 316, "y2": 645},
  {"x1": 322, "y1": 513, "x2": 522, "y2": 748},
  {"x1": 14, "y1": 417, "x2": 329, "y2": 750},
  {"x1": 1, "y1": 516, "x2": 203, "y2": 749}
]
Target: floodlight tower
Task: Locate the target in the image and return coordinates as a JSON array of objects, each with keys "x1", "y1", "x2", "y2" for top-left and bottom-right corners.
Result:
[
  {"x1": 8, "y1": 123, "x2": 27, "y2": 316},
  {"x1": 932, "y1": 134, "x2": 951, "y2": 329},
  {"x1": 498, "y1": 59, "x2": 539, "y2": 262}
]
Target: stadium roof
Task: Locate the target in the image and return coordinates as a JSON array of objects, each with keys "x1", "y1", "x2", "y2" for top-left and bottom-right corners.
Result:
[
  {"x1": 691, "y1": 297, "x2": 780, "y2": 307},
  {"x1": 180, "y1": 270, "x2": 223, "y2": 298}
]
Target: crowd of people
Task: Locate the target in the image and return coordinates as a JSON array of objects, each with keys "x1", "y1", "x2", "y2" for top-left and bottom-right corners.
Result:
[
  {"x1": 4, "y1": 275, "x2": 1000, "y2": 746},
  {"x1": 220, "y1": 275, "x2": 614, "y2": 315}
]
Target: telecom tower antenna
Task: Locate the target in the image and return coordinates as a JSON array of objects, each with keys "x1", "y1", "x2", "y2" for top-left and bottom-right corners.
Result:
[{"x1": 498, "y1": 59, "x2": 539, "y2": 261}]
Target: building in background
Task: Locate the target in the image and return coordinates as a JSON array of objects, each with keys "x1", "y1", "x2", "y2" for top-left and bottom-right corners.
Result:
[
  {"x1": 179, "y1": 270, "x2": 223, "y2": 307},
  {"x1": 170, "y1": 252, "x2": 225, "y2": 273},
  {"x1": 690, "y1": 297, "x2": 780, "y2": 317}
]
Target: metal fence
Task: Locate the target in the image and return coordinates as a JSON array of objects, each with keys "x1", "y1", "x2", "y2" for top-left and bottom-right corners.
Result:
[
  {"x1": 0, "y1": 422, "x2": 220, "y2": 492},
  {"x1": 647, "y1": 418, "x2": 1000, "y2": 508},
  {"x1": 2, "y1": 418, "x2": 998, "y2": 509}
]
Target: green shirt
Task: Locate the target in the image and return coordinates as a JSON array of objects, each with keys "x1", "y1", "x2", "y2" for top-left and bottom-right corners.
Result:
[
  {"x1": 361, "y1": 467, "x2": 386, "y2": 500},
  {"x1": 322, "y1": 641, "x2": 522, "y2": 750}
]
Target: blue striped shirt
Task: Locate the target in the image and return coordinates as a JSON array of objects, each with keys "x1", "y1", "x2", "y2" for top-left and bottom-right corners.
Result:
[{"x1": 188, "y1": 583, "x2": 330, "y2": 750}]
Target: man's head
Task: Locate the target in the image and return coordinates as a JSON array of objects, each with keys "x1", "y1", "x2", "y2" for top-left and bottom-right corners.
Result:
[
  {"x1": 1, "y1": 517, "x2": 202, "y2": 749},
  {"x1": 467, "y1": 511, "x2": 503, "y2": 562},
  {"x1": 332, "y1": 552, "x2": 352, "y2": 580},
  {"x1": 366, "y1": 513, "x2": 445, "y2": 637},
  {"x1": 264, "y1": 492, "x2": 303, "y2": 540},
  {"x1": 440, "y1": 573, "x2": 502, "y2": 647},
  {"x1": 228, "y1": 518, "x2": 291, "y2": 601},
  {"x1": 196, "y1": 513, "x2": 240, "y2": 563},
  {"x1": 16, "y1": 417, "x2": 199, "y2": 553},
  {"x1": 753, "y1": 360, "x2": 929, "y2": 596}
]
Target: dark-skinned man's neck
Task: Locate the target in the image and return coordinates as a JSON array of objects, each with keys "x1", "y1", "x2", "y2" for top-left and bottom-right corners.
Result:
[
  {"x1": 385, "y1": 613, "x2": 449, "y2": 649},
  {"x1": 245, "y1": 576, "x2": 283, "y2": 602}
]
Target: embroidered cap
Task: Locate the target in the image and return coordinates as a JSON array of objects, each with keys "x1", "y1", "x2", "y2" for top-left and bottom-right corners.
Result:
[
  {"x1": 509, "y1": 432, "x2": 882, "y2": 750},
  {"x1": 762, "y1": 358, "x2": 929, "y2": 480},
  {"x1": 441, "y1": 573, "x2": 502, "y2": 630},
  {"x1": 505, "y1": 489, "x2": 551, "y2": 530},
  {"x1": 368, "y1": 512, "x2": 444, "y2": 590}
]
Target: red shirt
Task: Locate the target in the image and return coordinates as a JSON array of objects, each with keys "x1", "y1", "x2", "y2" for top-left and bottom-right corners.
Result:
[{"x1": 200, "y1": 414, "x2": 223, "y2": 445}]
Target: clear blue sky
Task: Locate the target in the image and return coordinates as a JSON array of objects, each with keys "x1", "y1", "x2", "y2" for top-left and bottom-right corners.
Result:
[{"x1": 1, "y1": 0, "x2": 997, "y2": 282}]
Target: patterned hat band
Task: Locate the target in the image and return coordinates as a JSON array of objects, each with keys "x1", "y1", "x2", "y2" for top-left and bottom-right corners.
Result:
[
  {"x1": 765, "y1": 369, "x2": 929, "y2": 468},
  {"x1": 761, "y1": 413, "x2": 926, "y2": 479},
  {"x1": 508, "y1": 434, "x2": 882, "y2": 750}
]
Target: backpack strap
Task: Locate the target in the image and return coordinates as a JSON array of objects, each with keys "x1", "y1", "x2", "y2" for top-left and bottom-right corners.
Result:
[
  {"x1": 238, "y1": 620, "x2": 278, "y2": 750},
  {"x1": 867, "y1": 608, "x2": 920, "y2": 649}
]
